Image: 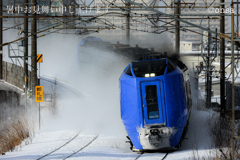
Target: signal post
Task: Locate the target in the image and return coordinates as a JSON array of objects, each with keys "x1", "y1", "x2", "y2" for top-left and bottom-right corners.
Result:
[{"x1": 36, "y1": 54, "x2": 43, "y2": 130}]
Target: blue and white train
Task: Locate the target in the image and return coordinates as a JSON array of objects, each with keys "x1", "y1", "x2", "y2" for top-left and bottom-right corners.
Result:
[{"x1": 119, "y1": 56, "x2": 192, "y2": 151}]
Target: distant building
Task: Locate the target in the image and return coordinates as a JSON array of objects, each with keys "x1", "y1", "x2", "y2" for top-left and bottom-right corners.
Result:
[
  {"x1": 180, "y1": 41, "x2": 192, "y2": 51},
  {"x1": 165, "y1": 0, "x2": 229, "y2": 50}
]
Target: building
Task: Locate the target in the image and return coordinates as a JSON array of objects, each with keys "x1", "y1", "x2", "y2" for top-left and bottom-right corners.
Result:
[{"x1": 180, "y1": 41, "x2": 192, "y2": 51}]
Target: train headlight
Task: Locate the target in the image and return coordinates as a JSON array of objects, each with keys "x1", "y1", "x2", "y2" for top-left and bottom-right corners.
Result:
[
  {"x1": 145, "y1": 74, "x2": 150, "y2": 77},
  {"x1": 145, "y1": 73, "x2": 155, "y2": 77},
  {"x1": 150, "y1": 73, "x2": 155, "y2": 77}
]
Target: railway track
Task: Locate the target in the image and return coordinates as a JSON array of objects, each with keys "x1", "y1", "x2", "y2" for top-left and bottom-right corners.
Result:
[
  {"x1": 37, "y1": 132, "x2": 171, "y2": 160},
  {"x1": 162, "y1": 152, "x2": 169, "y2": 159},
  {"x1": 36, "y1": 133, "x2": 98, "y2": 160},
  {"x1": 134, "y1": 152, "x2": 144, "y2": 160},
  {"x1": 134, "y1": 152, "x2": 169, "y2": 160},
  {"x1": 36, "y1": 132, "x2": 80, "y2": 160},
  {"x1": 63, "y1": 135, "x2": 98, "y2": 160}
]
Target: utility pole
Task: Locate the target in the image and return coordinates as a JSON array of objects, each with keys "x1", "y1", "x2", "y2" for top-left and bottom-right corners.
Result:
[
  {"x1": 126, "y1": 2, "x2": 130, "y2": 45},
  {"x1": 174, "y1": 0, "x2": 180, "y2": 55},
  {"x1": 220, "y1": 0, "x2": 226, "y2": 117},
  {"x1": 0, "y1": 0, "x2": 2, "y2": 79},
  {"x1": 24, "y1": 0, "x2": 28, "y2": 89},
  {"x1": 231, "y1": 3, "x2": 235, "y2": 160},
  {"x1": 237, "y1": 0, "x2": 239, "y2": 65},
  {"x1": 237, "y1": 0, "x2": 239, "y2": 40},
  {"x1": 206, "y1": 17, "x2": 212, "y2": 108},
  {"x1": 31, "y1": 0, "x2": 37, "y2": 95}
]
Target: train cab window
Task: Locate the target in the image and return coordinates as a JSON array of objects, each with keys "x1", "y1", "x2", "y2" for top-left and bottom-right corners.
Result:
[
  {"x1": 124, "y1": 65, "x2": 132, "y2": 76},
  {"x1": 167, "y1": 60, "x2": 177, "y2": 73},
  {"x1": 145, "y1": 85, "x2": 159, "y2": 119},
  {"x1": 132, "y1": 59, "x2": 167, "y2": 77}
]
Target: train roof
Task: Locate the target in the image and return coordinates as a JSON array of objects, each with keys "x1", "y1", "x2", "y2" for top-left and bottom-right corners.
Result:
[
  {"x1": 124, "y1": 56, "x2": 188, "y2": 78},
  {"x1": 139, "y1": 55, "x2": 188, "y2": 71}
]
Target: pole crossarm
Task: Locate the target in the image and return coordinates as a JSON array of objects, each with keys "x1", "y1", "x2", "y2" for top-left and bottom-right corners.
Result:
[
  {"x1": 156, "y1": 17, "x2": 220, "y2": 40},
  {"x1": 54, "y1": 27, "x2": 115, "y2": 29},
  {"x1": 0, "y1": 15, "x2": 78, "y2": 18},
  {"x1": 124, "y1": 0, "x2": 231, "y2": 40},
  {"x1": 1, "y1": 12, "x2": 126, "y2": 47},
  {"x1": 1, "y1": 17, "x2": 80, "y2": 47},
  {"x1": 1, "y1": 14, "x2": 239, "y2": 19}
]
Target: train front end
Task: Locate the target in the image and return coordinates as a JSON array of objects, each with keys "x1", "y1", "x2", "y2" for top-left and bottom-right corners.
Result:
[{"x1": 119, "y1": 56, "x2": 189, "y2": 151}]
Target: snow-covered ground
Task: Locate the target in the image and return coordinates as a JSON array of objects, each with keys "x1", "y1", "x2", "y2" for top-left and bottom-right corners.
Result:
[
  {"x1": 1, "y1": 91, "x2": 214, "y2": 160},
  {"x1": 1, "y1": 34, "x2": 218, "y2": 159}
]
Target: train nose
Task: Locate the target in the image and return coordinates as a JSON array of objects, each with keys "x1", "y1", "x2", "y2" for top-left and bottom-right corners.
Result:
[
  {"x1": 149, "y1": 127, "x2": 172, "y2": 138},
  {"x1": 160, "y1": 127, "x2": 172, "y2": 137},
  {"x1": 139, "y1": 127, "x2": 172, "y2": 149},
  {"x1": 150, "y1": 129, "x2": 159, "y2": 135}
]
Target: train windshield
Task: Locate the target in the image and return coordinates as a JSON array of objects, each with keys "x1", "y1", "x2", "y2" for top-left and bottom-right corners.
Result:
[{"x1": 132, "y1": 59, "x2": 167, "y2": 77}]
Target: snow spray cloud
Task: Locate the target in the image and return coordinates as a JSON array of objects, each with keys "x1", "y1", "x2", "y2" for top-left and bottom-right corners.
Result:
[
  {"x1": 98, "y1": 30, "x2": 181, "y2": 61},
  {"x1": 97, "y1": 30, "x2": 175, "y2": 53},
  {"x1": 130, "y1": 32, "x2": 175, "y2": 54},
  {"x1": 37, "y1": 33, "x2": 130, "y2": 136}
]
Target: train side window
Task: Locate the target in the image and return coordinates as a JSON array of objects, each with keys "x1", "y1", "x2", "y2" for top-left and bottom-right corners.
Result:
[
  {"x1": 124, "y1": 65, "x2": 132, "y2": 76},
  {"x1": 167, "y1": 60, "x2": 177, "y2": 73},
  {"x1": 145, "y1": 85, "x2": 159, "y2": 119},
  {"x1": 187, "y1": 82, "x2": 192, "y2": 106},
  {"x1": 186, "y1": 84, "x2": 189, "y2": 106},
  {"x1": 185, "y1": 81, "x2": 192, "y2": 106}
]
